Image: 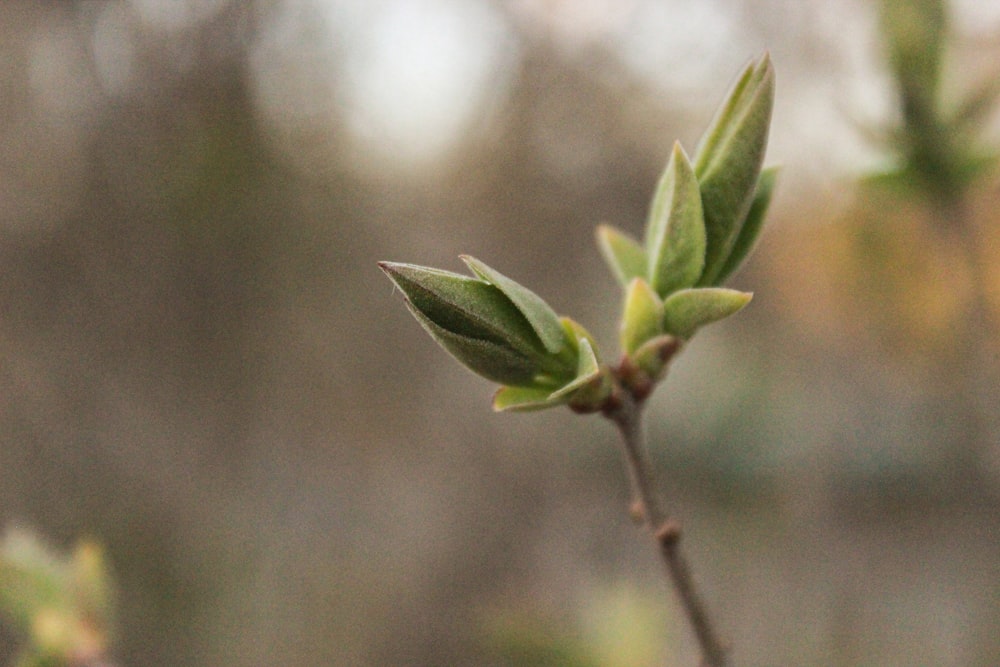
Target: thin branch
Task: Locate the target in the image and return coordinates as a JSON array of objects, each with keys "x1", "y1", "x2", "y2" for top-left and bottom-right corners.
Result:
[{"x1": 606, "y1": 393, "x2": 728, "y2": 667}]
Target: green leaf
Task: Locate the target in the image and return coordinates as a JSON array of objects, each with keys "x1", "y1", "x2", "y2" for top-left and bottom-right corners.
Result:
[
  {"x1": 694, "y1": 53, "x2": 774, "y2": 286},
  {"x1": 645, "y1": 142, "x2": 706, "y2": 296},
  {"x1": 558, "y1": 316, "x2": 599, "y2": 358},
  {"x1": 379, "y1": 262, "x2": 546, "y2": 358},
  {"x1": 595, "y1": 224, "x2": 648, "y2": 288},
  {"x1": 404, "y1": 302, "x2": 543, "y2": 386},
  {"x1": 713, "y1": 166, "x2": 778, "y2": 284},
  {"x1": 492, "y1": 385, "x2": 563, "y2": 412},
  {"x1": 694, "y1": 62, "x2": 757, "y2": 173},
  {"x1": 661, "y1": 287, "x2": 752, "y2": 338},
  {"x1": 460, "y1": 256, "x2": 566, "y2": 354},
  {"x1": 620, "y1": 278, "x2": 663, "y2": 355},
  {"x1": 492, "y1": 333, "x2": 605, "y2": 411},
  {"x1": 548, "y1": 337, "x2": 601, "y2": 400},
  {"x1": 380, "y1": 261, "x2": 583, "y2": 387}
]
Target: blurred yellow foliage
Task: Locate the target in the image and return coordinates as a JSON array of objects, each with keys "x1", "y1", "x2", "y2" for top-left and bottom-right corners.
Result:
[{"x1": 761, "y1": 176, "x2": 1000, "y2": 365}]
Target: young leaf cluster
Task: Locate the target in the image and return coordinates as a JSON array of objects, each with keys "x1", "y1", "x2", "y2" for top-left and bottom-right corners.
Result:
[
  {"x1": 597, "y1": 55, "x2": 774, "y2": 352},
  {"x1": 379, "y1": 257, "x2": 605, "y2": 412},
  {"x1": 380, "y1": 54, "x2": 775, "y2": 413}
]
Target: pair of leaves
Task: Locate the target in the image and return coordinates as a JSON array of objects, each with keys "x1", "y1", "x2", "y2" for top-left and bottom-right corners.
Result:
[
  {"x1": 620, "y1": 278, "x2": 752, "y2": 351},
  {"x1": 695, "y1": 53, "x2": 775, "y2": 286},
  {"x1": 617, "y1": 276, "x2": 750, "y2": 385},
  {"x1": 379, "y1": 258, "x2": 605, "y2": 411}
]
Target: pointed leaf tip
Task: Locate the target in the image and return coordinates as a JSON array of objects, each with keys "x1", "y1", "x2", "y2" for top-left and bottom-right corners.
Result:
[
  {"x1": 620, "y1": 278, "x2": 664, "y2": 355},
  {"x1": 377, "y1": 261, "x2": 543, "y2": 356},
  {"x1": 595, "y1": 224, "x2": 648, "y2": 288},
  {"x1": 493, "y1": 385, "x2": 563, "y2": 412},
  {"x1": 694, "y1": 53, "x2": 775, "y2": 286},
  {"x1": 645, "y1": 142, "x2": 706, "y2": 297},
  {"x1": 459, "y1": 255, "x2": 566, "y2": 355}
]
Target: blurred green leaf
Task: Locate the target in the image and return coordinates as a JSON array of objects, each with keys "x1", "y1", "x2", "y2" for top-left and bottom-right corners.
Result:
[
  {"x1": 0, "y1": 529, "x2": 115, "y2": 667},
  {"x1": 487, "y1": 619, "x2": 603, "y2": 667},
  {"x1": 581, "y1": 584, "x2": 672, "y2": 667},
  {"x1": 484, "y1": 582, "x2": 672, "y2": 667},
  {"x1": 596, "y1": 224, "x2": 648, "y2": 288},
  {"x1": 868, "y1": 0, "x2": 998, "y2": 209},
  {"x1": 951, "y1": 79, "x2": 1000, "y2": 131},
  {"x1": 0, "y1": 530, "x2": 69, "y2": 628},
  {"x1": 493, "y1": 385, "x2": 562, "y2": 412},
  {"x1": 879, "y1": 0, "x2": 946, "y2": 114}
]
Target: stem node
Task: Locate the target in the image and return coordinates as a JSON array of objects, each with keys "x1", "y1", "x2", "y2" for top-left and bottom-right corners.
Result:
[{"x1": 655, "y1": 519, "x2": 683, "y2": 546}]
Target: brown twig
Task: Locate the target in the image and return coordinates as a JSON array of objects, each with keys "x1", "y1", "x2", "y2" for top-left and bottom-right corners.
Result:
[{"x1": 605, "y1": 390, "x2": 728, "y2": 667}]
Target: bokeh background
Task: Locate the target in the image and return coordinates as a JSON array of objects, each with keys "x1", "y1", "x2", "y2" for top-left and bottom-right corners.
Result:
[{"x1": 1, "y1": 1, "x2": 999, "y2": 665}]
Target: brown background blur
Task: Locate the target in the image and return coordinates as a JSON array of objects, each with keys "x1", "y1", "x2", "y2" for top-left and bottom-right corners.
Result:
[{"x1": 1, "y1": 1, "x2": 998, "y2": 665}]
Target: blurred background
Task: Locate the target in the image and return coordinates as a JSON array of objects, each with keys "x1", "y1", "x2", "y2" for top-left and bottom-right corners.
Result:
[{"x1": 1, "y1": 0, "x2": 998, "y2": 665}]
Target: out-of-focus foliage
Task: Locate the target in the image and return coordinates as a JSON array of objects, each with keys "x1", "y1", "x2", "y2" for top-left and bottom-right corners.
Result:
[
  {"x1": 0, "y1": 529, "x2": 116, "y2": 667},
  {"x1": 485, "y1": 583, "x2": 670, "y2": 667},
  {"x1": 835, "y1": 0, "x2": 1000, "y2": 363},
  {"x1": 869, "y1": 0, "x2": 998, "y2": 208},
  {"x1": 757, "y1": 0, "x2": 1000, "y2": 518}
]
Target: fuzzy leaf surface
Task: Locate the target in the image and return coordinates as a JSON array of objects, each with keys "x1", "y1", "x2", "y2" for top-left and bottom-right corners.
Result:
[
  {"x1": 631, "y1": 334, "x2": 680, "y2": 380},
  {"x1": 461, "y1": 256, "x2": 567, "y2": 354},
  {"x1": 380, "y1": 262, "x2": 545, "y2": 357},
  {"x1": 713, "y1": 166, "x2": 778, "y2": 284},
  {"x1": 694, "y1": 54, "x2": 774, "y2": 286},
  {"x1": 661, "y1": 287, "x2": 752, "y2": 339},
  {"x1": 405, "y1": 303, "x2": 544, "y2": 385},
  {"x1": 646, "y1": 143, "x2": 706, "y2": 297},
  {"x1": 620, "y1": 278, "x2": 663, "y2": 355},
  {"x1": 548, "y1": 337, "x2": 601, "y2": 400},
  {"x1": 645, "y1": 143, "x2": 706, "y2": 296}
]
